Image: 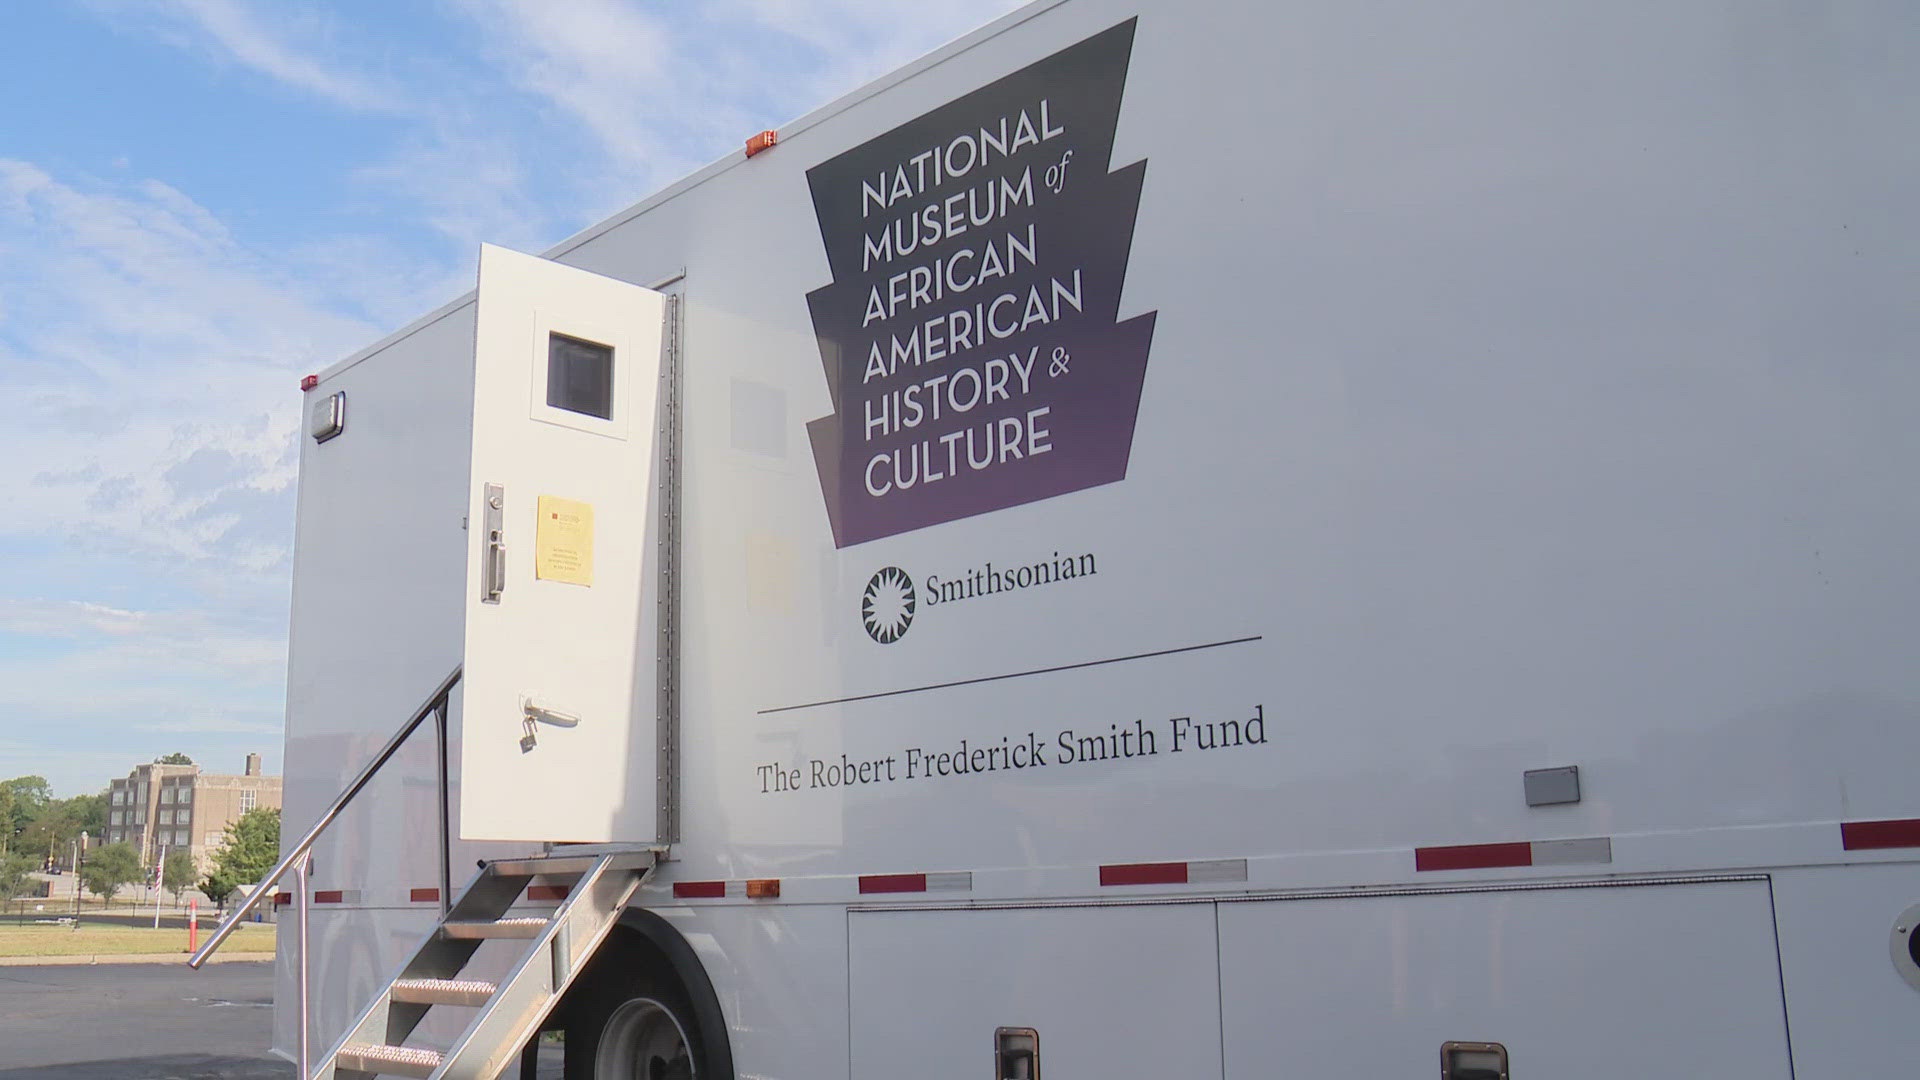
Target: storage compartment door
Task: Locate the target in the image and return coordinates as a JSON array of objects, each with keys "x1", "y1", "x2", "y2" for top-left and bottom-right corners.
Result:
[
  {"x1": 850, "y1": 904, "x2": 1222, "y2": 1079},
  {"x1": 460, "y1": 243, "x2": 666, "y2": 843},
  {"x1": 1219, "y1": 878, "x2": 1791, "y2": 1078}
]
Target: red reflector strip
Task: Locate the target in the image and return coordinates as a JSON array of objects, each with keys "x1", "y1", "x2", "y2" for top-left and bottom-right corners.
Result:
[
  {"x1": 1841, "y1": 818, "x2": 1920, "y2": 850},
  {"x1": 1414, "y1": 842, "x2": 1533, "y2": 872},
  {"x1": 526, "y1": 884, "x2": 570, "y2": 901},
  {"x1": 409, "y1": 888, "x2": 439, "y2": 903},
  {"x1": 1100, "y1": 861, "x2": 1188, "y2": 886},
  {"x1": 273, "y1": 892, "x2": 292, "y2": 907},
  {"x1": 673, "y1": 881, "x2": 726, "y2": 899},
  {"x1": 859, "y1": 873, "x2": 927, "y2": 894},
  {"x1": 313, "y1": 890, "x2": 345, "y2": 904}
]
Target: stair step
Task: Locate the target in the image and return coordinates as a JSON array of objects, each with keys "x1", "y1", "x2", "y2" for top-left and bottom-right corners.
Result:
[
  {"x1": 487, "y1": 850, "x2": 658, "y2": 879},
  {"x1": 486, "y1": 855, "x2": 594, "y2": 878},
  {"x1": 441, "y1": 916, "x2": 548, "y2": 940},
  {"x1": 335, "y1": 1042, "x2": 443, "y2": 1078},
  {"x1": 316, "y1": 852, "x2": 659, "y2": 1078},
  {"x1": 391, "y1": 977, "x2": 497, "y2": 1007}
]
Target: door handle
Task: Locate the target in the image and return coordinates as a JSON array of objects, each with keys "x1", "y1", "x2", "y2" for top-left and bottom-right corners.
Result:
[
  {"x1": 481, "y1": 483, "x2": 506, "y2": 604},
  {"x1": 519, "y1": 695, "x2": 580, "y2": 753},
  {"x1": 1441, "y1": 1041, "x2": 1508, "y2": 1080},
  {"x1": 522, "y1": 699, "x2": 580, "y2": 728},
  {"x1": 995, "y1": 1027, "x2": 1038, "y2": 1080}
]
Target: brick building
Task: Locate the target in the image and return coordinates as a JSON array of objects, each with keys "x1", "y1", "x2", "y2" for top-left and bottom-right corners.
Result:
[{"x1": 103, "y1": 753, "x2": 283, "y2": 869}]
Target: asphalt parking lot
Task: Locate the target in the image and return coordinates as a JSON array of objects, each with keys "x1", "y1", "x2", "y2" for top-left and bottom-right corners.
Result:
[
  {"x1": 0, "y1": 961, "x2": 564, "y2": 1079},
  {"x1": 0, "y1": 961, "x2": 288, "y2": 1079}
]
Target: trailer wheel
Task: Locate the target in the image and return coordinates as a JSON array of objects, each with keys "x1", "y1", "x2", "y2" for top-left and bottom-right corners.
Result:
[
  {"x1": 565, "y1": 962, "x2": 708, "y2": 1079},
  {"x1": 592, "y1": 994, "x2": 696, "y2": 1079}
]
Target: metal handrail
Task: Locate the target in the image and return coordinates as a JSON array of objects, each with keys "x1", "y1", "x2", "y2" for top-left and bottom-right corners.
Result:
[
  {"x1": 188, "y1": 664, "x2": 462, "y2": 1077},
  {"x1": 189, "y1": 664, "x2": 464, "y2": 970}
]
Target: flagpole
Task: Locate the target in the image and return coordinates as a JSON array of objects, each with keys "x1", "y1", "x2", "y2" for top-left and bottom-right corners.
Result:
[{"x1": 152, "y1": 845, "x2": 165, "y2": 929}]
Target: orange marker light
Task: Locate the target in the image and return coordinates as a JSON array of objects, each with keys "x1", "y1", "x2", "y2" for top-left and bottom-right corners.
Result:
[
  {"x1": 744, "y1": 878, "x2": 780, "y2": 899},
  {"x1": 745, "y1": 130, "x2": 778, "y2": 158}
]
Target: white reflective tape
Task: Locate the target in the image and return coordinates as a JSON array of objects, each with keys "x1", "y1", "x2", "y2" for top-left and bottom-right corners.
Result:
[
  {"x1": 924, "y1": 872, "x2": 972, "y2": 892},
  {"x1": 1530, "y1": 837, "x2": 1611, "y2": 865},
  {"x1": 1186, "y1": 859, "x2": 1249, "y2": 884}
]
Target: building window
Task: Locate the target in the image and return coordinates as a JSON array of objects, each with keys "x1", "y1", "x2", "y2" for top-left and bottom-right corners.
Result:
[
  {"x1": 205, "y1": 833, "x2": 222, "y2": 850},
  {"x1": 177, "y1": 787, "x2": 192, "y2": 805},
  {"x1": 112, "y1": 789, "x2": 125, "y2": 806},
  {"x1": 133, "y1": 811, "x2": 145, "y2": 826},
  {"x1": 173, "y1": 830, "x2": 189, "y2": 847},
  {"x1": 137, "y1": 781, "x2": 148, "y2": 804},
  {"x1": 109, "y1": 811, "x2": 122, "y2": 825},
  {"x1": 240, "y1": 790, "x2": 257, "y2": 813}
]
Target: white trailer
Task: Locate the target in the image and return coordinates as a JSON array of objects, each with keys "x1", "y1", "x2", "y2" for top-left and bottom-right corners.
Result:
[{"x1": 240, "y1": 1, "x2": 1920, "y2": 1076}]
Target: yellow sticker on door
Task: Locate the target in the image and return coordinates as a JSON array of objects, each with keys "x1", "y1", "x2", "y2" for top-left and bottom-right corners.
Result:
[{"x1": 535, "y1": 495, "x2": 594, "y2": 586}]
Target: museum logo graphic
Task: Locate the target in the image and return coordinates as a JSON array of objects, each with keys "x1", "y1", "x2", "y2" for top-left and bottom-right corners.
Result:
[
  {"x1": 861, "y1": 566, "x2": 917, "y2": 643},
  {"x1": 804, "y1": 19, "x2": 1157, "y2": 548},
  {"x1": 858, "y1": 548, "x2": 1097, "y2": 644}
]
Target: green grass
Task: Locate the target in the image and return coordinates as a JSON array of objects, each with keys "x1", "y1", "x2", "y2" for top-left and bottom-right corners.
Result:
[{"x1": 0, "y1": 921, "x2": 276, "y2": 958}]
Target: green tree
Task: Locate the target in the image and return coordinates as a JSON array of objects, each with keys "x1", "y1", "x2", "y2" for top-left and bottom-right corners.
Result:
[
  {"x1": 0, "y1": 853, "x2": 35, "y2": 901},
  {"x1": 63, "y1": 791, "x2": 107, "y2": 836},
  {"x1": 210, "y1": 807, "x2": 281, "y2": 884},
  {"x1": 79, "y1": 842, "x2": 143, "y2": 905},
  {"x1": 163, "y1": 850, "x2": 197, "y2": 905},
  {"x1": 18, "y1": 792, "x2": 102, "y2": 864},
  {"x1": 199, "y1": 867, "x2": 240, "y2": 911},
  {"x1": 0, "y1": 776, "x2": 52, "y2": 853},
  {"x1": 154, "y1": 752, "x2": 195, "y2": 765}
]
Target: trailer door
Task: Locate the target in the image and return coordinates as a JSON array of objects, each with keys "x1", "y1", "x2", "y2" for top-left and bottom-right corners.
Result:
[
  {"x1": 459, "y1": 242, "x2": 666, "y2": 843},
  {"x1": 849, "y1": 904, "x2": 1222, "y2": 1079},
  {"x1": 1218, "y1": 878, "x2": 1792, "y2": 1078}
]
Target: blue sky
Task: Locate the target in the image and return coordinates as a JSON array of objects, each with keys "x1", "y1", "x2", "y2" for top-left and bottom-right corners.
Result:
[{"x1": 0, "y1": 0, "x2": 1021, "y2": 796}]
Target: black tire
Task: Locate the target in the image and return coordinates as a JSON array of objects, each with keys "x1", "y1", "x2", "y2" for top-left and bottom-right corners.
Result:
[{"x1": 563, "y1": 935, "x2": 711, "y2": 1080}]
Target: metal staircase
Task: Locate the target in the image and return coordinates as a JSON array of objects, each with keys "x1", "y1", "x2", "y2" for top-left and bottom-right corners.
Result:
[
  {"x1": 186, "y1": 668, "x2": 671, "y2": 1079},
  {"x1": 321, "y1": 850, "x2": 658, "y2": 1079}
]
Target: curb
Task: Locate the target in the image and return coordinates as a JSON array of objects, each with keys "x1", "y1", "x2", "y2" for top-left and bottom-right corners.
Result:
[{"x1": 0, "y1": 952, "x2": 274, "y2": 967}]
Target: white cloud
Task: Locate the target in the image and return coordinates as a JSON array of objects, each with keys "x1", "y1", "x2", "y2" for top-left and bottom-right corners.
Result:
[
  {"x1": 0, "y1": 737, "x2": 281, "y2": 796},
  {"x1": 0, "y1": 159, "x2": 377, "y2": 573},
  {"x1": 449, "y1": 0, "x2": 727, "y2": 197},
  {"x1": 346, "y1": 115, "x2": 562, "y2": 260},
  {"x1": 0, "y1": 599, "x2": 282, "y2": 677},
  {"x1": 446, "y1": 0, "x2": 1027, "y2": 211},
  {"x1": 727, "y1": 0, "x2": 1028, "y2": 100},
  {"x1": 0, "y1": 0, "x2": 1033, "y2": 798},
  {"x1": 0, "y1": 599, "x2": 150, "y2": 638},
  {"x1": 92, "y1": 0, "x2": 393, "y2": 111},
  {"x1": 86, "y1": 0, "x2": 1026, "y2": 263},
  {"x1": 137, "y1": 716, "x2": 284, "y2": 736}
]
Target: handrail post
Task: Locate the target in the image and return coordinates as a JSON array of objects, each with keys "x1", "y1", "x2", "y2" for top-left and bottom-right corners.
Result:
[
  {"x1": 294, "y1": 851, "x2": 313, "y2": 1080},
  {"x1": 435, "y1": 696, "x2": 453, "y2": 918},
  {"x1": 188, "y1": 665, "x2": 462, "y2": 970}
]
